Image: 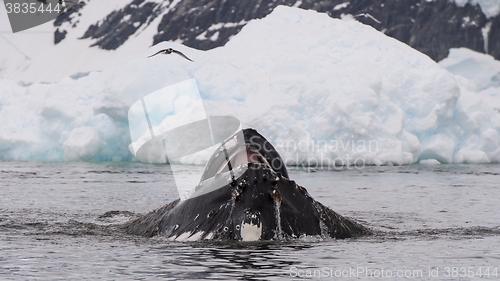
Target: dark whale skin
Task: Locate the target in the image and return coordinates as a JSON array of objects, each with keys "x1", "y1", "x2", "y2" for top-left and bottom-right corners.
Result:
[{"x1": 124, "y1": 129, "x2": 369, "y2": 241}]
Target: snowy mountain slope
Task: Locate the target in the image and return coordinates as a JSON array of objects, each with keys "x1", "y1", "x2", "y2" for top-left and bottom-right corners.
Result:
[
  {"x1": 1, "y1": 0, "x2": 500, "y2": 84},
  {"x1": 0, "y1": 0, "x2": 168, "y2": 84},
  {"x1": 55, "y1": 0, "x2": 500, "y2": 62},
  {"x1": 1, "y1": 6, "x2": 499, "y2": 165}
]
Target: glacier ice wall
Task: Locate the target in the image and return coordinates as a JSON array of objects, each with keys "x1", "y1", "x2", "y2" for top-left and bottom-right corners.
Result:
[{"x1": 1, "y1": 6, "x2": 499, "y2": 165}]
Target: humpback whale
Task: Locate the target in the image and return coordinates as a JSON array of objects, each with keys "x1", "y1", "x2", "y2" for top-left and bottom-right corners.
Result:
[{"x1": 124, "y1": 129, "x2": 369, "y2": 241}]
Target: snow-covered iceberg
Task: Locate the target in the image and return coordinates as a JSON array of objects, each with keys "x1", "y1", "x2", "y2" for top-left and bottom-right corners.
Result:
[
  {"x1": 1, "y1": 6, "x2": 499, "y2": 165},
  {"x1": 439, "y1": 47, "x2": 500, "y2": 111}
]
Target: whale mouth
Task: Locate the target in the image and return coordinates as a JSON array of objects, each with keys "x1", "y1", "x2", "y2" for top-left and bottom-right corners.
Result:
[
  {"x1": 216, "y1": 145, "x2": 273, "y2": 175},
  {"x1": 199, "y1": 129, "x2": 288, "y2": 184}
]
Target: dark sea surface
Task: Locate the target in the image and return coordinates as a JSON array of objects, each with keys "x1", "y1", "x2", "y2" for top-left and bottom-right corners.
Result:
[{"x1": 0, "y1": 160, "x2": 499, "y2": 280}]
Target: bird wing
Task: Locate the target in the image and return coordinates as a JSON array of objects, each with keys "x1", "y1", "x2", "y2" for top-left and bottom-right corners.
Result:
[
  {"x1": 148, "y1": 50, "x2": 165, "y2": 58},
  {"x1": 59, "y1": 0, "x2": 83, "y2": 6},
  {"x1": 353, "y1": 13, "x2": 381, "y2": 24},
  {"x1": 172, "y1": 50, "x2": 194, "y2": 62},
  {"x1": 365, "y1": 13, "x2": 381, "y2": 24}
]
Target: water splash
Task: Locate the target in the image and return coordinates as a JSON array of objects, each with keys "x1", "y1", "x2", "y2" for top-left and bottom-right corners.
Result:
[{"x1": 273, "y1": 195, "x2": 283, "y2": 240}]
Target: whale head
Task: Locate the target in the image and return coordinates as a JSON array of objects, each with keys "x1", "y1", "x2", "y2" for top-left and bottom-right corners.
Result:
[{"x1": 125, "y1": 128, "x2": 369, "y2": 241}]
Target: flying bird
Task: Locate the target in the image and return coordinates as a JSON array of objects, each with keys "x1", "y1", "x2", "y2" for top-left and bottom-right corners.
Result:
[
  {"x1": 148, "y1": 48, "x2": 194, "y2": 62},
  {"x1": 354, "y1": 13, "x2": 381, "y2": 24},
  {"x1": 58, "y1": 0, "x2": 82, "y2": 5}
]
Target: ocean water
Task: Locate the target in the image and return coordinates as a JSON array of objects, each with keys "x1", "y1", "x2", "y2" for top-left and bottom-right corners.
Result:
[{"x1": 0, "y1": 160, "x2": 499, "y2": 280}]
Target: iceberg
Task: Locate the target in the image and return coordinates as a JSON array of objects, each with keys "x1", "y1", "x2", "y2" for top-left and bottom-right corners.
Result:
[
  {"x1": 0, "y1": 6, "x2": 499, "y2": 165},
  {"x1": 439, "y1": 47, "x2": 500, "y2": 111}
]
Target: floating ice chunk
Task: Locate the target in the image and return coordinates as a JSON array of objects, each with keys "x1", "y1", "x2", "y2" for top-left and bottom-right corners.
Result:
[
  {"x1": 439, "y1": 48, "x2": 500, "y2": 112},
  {"x1": 62, "y1": 127, "x2": 107, "y2": 161},
  {"x1": 480, "y1": 128, "x2": 500, "y2": 152},
  {"x1": 419, "y1": 134, "x2": 456, "y2": 164},
  {"x1": 419, "y1": 159, "x2": 441, "y2": 165},
  {"x1": 439, "y1": 48, "x2": 500, "y2": 91},
  {"x1": 454, "y1": 148, "x2": 490, "y2": 163}
]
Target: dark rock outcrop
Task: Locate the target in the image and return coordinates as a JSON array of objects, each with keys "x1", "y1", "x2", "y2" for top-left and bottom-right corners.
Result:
[
  {"x1": 80, "y1": 0, "x2": 164, "y2": 50},
  {"x1": 407, "y1": 0, "x2": 487, "y2": 61},
  {"x1": 152, "y1": 0, "x2": 298, "y2": 50},
  {"x1": 53, "y1": 1, "x2": 86, "y2": 30},
  {"x1": 55, "y1": 0, "x2": 500, "y2": 61},
  {"x1": 488, "y1": 16, "x2": 500, "y2": 60},
  {"x1": 54, "y1": 28, "x2": 67, "y2": 44},
  {"x1": 299, "y1": 0, "x2": 490, "y2": 61}
]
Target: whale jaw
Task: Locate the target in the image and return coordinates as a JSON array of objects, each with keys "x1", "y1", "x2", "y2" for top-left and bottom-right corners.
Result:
[{"x1": 124, "y1": 163, "x2": 369, "y2": 241}]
